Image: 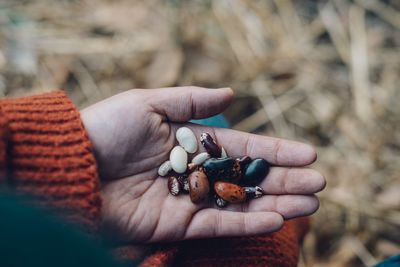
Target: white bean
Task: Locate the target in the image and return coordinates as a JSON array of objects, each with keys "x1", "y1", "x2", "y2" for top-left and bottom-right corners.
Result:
[
  {"x1": 191, "y1": 152, "x2": 211, "y2": 165},
  {"x1": 176, "y1": 127, "x2": 198, "y2": 153},
  {"x1": 158, "y1": 160, "x2": 172, "y2": 176},
  {"x1": 170, "y1": 146, "x2": 188, "y2": 173}
]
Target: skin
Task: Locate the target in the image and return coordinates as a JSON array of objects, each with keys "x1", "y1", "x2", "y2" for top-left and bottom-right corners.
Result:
[{"x1": 81, "y1": 86, "x2": 326, "y2": 244}]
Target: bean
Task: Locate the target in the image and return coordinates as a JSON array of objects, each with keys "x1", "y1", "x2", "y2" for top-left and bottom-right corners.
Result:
[
  {"x1": 158, "y1": 160, "x2": 172, "y2": 177},
  {"x1": 191, "y1": 152, "x2": 211, "y2": 165},
  {"x1": 188, "y1": 170, "x2": 210, "y2": 204},
  {"x1": 214, "y1": 182, "x2": 246, "y2": 203},
  {"x1": 168, "y1": 176, "x2": 181, "y2": 196},
  {"x1": 170, "y1": 146, "x2": 188, "y2": 174},
  {"x1": 176, "y1": 127, "x2": 198, "y2": 153},
  {"x1": 215, "y1": 195, "x2": 228, "y2": 208},
  {"x1": 241, "y1": 158, "x2": 270, "y2": 186},
  {"x1": 203, "y1": 157, "x2": 241, "y2": 183},
  {"x1": 200, "y1": 133, "x2": 221, "y2": 157},
  {"x1": 244, "y1": 186, "x2": 265, "y2": 199}
]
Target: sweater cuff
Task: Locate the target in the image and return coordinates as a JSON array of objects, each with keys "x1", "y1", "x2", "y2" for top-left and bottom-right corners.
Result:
[{"x1": 0, "y1": 91, "x2": 101, "y2": 230}]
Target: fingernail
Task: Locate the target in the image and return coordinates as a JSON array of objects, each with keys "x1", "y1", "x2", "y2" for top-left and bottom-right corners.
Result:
[{"x1": 218, "y1": 87, "x2": 234, "y2": 96}]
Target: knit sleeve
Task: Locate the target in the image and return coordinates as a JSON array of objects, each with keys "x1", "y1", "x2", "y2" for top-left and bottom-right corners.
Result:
[
  {"x1": 138, "y1": 217, "x2": 309, "y2": 267},
  {"x1": 0, "y1": 91, "x2": 101, "y2": 230},
  {"x1": 0, "y1": 109, "x2": 9, "y2": 183}
]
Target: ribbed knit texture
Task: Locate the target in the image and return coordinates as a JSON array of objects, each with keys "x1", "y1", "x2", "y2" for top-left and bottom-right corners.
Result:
[
  {"x1": 0, "y1": 111, "x2": 8, "y2": 184},
  {"x1": 0, "y1": 91, "x2": 101, "y2": 230},
  {"x1": 138, "y1": 217, "x2": 309, "y2": 267},
  {"x1": 175, "y1": 218, "x2": 308, "y2": 266},
  {"x1": 0, "y1": 91, "x2": 309, "y2": 267}
]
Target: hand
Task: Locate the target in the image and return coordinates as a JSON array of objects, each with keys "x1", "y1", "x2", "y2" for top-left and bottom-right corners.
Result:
[{"x1": 81, "y1": 86, "x2": 325, "y2": 243}]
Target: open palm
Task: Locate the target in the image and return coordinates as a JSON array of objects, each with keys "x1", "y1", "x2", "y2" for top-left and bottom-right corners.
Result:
[{"x1": 81, "y1": 87, "x2": 325, "y2": 243}]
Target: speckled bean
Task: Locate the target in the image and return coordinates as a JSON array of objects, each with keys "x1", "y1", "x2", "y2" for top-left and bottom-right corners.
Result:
[
  {"x1": 200, "y1": 133, "x2": 221, "y2": 157},
  {"x1": 168, "y1": 176, "x2": 181, "y2": 196},
  {"x1": 188, "y1": 170, "x2": 210, "y2": 204},
  {"x1": 214, "y1": 182, "x2": 246, "y2": 203}
]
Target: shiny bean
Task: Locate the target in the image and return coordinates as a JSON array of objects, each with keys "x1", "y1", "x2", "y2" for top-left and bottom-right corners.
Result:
[
  {"x1": 241, "y1": 158, "x2": 270, "y2": 186},
  {"x1": 203, "y1": 157, "x2": 241, "y2": 183},
  {"x1": 214, "y1": 182, "x2": 246, "y2": 203},
  {"x1": 177, "y1": 174, "x2": 190, "y2": 193},
  {"x1": 200, "y1": 133, "x2": 221, "y2": 157},
  {"x1": 189, "y1": 170, "x2": 210, "y2": 204}
]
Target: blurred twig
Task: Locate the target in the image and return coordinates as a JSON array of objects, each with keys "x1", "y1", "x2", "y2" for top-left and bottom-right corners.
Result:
[
  {"x1": 70, "y1": 60, "x2": 103, "y2": 104},
  {"x1": 319, "y1": 2, "x2": 350, "y2": 64},
  {"x1": 349, "y1": 5, "x2": 373, "y2": 125},
  {"x1": 355, "y1": 0, "x2": 400, "y2": 29}
]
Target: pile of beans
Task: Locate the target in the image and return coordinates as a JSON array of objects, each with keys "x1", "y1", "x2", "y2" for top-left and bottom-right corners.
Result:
[{"x1": 158, "y1": 127, "x2": 270, "y2": 207}]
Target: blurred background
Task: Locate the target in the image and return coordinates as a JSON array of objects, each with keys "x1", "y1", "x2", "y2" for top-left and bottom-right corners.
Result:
[{"x1": 0, "y1": 0, "x2": 399, "y2": 266}]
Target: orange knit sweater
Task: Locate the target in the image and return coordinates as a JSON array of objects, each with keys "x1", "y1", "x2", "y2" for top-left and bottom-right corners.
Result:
[{"x1": 0, "y1": 91, "x2": 309, "y2": 267}]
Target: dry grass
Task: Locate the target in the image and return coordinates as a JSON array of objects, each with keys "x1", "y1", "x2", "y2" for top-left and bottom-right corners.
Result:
[{"x1": 1, "y1": 0, "x2": 399, "y2": 266}]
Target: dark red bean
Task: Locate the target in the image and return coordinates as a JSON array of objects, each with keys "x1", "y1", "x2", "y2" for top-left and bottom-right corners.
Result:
[{"x1": 200, "y1": 133, "x2": 222, "y2": 157}]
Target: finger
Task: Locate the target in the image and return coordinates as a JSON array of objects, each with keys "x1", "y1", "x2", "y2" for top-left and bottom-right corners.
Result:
[
  {"x1": 247, "y1": 195, "x2": 320, "y2": 219},
  {"x1": 174, "y1": 124, "x2": 317, "y2": 166},
  {"x1": 216, "y1": 194, "x2": 319, "y2": 219},
  {"x1": 184, "y1": 209, "x2": 283, "y2": 239},
  {"x1": 211, "y1": 127, "x2": 316, "y2": 166},
  {"x1": 260, "y1": 167, "x2": 326, "y2": 194},
  {"x1": 148, "y1": 86, "x2": 234, "y2": 122}
]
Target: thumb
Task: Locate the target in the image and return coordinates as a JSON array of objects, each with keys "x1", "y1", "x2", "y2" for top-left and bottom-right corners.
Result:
[{"x1": 148, "y1": 86, "x2": 234, "y2": 122}]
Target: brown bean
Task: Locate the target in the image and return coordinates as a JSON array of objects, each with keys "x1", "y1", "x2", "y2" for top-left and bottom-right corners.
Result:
[
  {"x1": 188, "y1": 170, "x2": 210, "y2": 204},
  {"x1": 214, "y1": 182, "x2": 246, "y2": 203}
]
